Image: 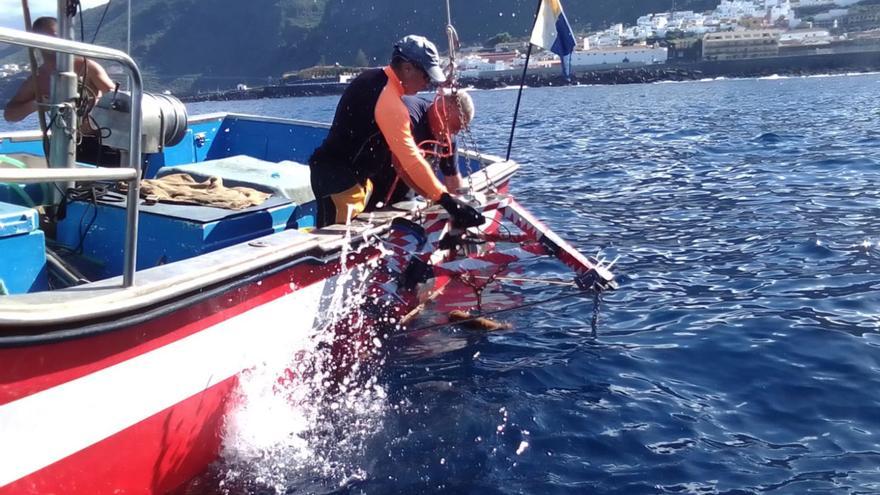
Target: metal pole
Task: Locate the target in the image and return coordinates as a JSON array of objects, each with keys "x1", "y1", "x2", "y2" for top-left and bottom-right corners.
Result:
[
  {"x1": 122, "y1": 43, "x2": 144, "y2": 287},
  {"x1": 123, "y1": 67, "x2": 143, "y2": 288},
  {"x1": 49, "y1": 0, "x2": 78, "y2": 183},
  {"x1": 505, "y1": 0, "x2": 543, "y2": 162}
]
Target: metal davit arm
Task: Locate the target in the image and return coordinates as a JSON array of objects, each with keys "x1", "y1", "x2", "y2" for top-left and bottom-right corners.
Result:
[{"x1": 0, "y1": 26, "x2": 143, "y2": 288}]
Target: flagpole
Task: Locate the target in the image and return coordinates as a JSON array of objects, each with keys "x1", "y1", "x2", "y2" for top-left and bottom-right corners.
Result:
[{"x1": 505, "y1": 0, "x2": 543, "y2": 162}]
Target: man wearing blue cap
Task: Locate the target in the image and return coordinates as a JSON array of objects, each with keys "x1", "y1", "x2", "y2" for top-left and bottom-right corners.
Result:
[{"x1": 308, "y1": 35, "x2": 482, "y2": 229}]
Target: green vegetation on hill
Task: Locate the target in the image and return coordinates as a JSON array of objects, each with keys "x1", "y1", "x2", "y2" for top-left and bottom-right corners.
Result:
[{"x1": 1, "y1": 0, "x2": 718, "y2": 94}]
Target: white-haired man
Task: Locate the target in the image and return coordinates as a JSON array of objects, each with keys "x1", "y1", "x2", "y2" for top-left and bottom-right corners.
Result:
[{"x1": 370, "y1": 90, "x2": 476, "y2": 209}]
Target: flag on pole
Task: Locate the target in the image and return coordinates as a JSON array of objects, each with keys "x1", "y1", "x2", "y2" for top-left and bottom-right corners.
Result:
[{"x1": 529, "y1": 0, "x2": 577, "y2": 77}]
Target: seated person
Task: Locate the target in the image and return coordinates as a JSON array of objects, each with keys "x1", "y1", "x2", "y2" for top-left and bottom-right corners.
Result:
[
  {"x1": 4, "y1": 16, "x2": 119, "y2": 166},
  {"x1": 370, "y1": 90, "x2": 475, "y2": 209}
]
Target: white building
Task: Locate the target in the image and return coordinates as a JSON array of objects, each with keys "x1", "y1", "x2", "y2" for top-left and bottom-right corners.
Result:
[
  {"x1": 767, "y1": 0, "x2": 796, "y2": 26},
  {"x1": 598, "y1": 7, "x2": 732, "y2": 44},
  {"x1": 494, "y1": 41, "x2": 527, "y2": 53},
  {"x1": 571, "y1": 45, "x2": 668, "y2": 67},
  {"x1": 779, "y1": 28, "x2": 832, "y2": 45},
  {"x1": 794, "y1": 0, "x2": 859, "y2": 6},
  {"x1": 585, "y1": 23, "x2": 625, "y2": 48},
  {"x1": 581, "y1": 0, "x2": 846, "y2": 54},
  {"x1": 673, "y1": 11, "x2": 699, "y2": 22},
  {"x1": 459, "y1": 54, "x2": 515, "y2": 78},
  {"x1": 714, "y1": 0, "x2": 762, "y2": 22}
]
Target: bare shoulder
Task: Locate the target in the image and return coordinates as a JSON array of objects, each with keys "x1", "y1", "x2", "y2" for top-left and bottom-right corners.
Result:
[
  {"x1": 76, "y1": 57, "x2": 115, "y2": 93},
  {"x1": 73, "y1": 57, "x2": 105, "y2": 73}
]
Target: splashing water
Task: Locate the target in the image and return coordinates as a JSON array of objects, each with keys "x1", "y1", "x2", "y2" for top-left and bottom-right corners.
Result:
[{"x1": 215, "y1": 221, "x2": 393, "y2": 494}]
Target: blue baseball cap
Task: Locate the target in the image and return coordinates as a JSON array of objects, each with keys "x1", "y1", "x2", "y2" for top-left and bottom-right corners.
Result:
[{"x1": 393, "y1": 35, "x2": 446, "y2": 84}]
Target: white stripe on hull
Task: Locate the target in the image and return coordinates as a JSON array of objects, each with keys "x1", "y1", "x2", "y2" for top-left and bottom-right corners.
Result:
[{"x1": 0, "y1": 280, "x2": 326, "y2": 487}]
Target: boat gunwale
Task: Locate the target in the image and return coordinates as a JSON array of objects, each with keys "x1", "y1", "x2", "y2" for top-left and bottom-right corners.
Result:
[
  {"x1": 0, "y1": 112, "x2": 332, "y2": 142},
  {"x1": 0, "y1": 250, "x2": 330, "y2": 347},
  {"x1": 0, "y1": 159, "x2": 518, "y2": 332}
]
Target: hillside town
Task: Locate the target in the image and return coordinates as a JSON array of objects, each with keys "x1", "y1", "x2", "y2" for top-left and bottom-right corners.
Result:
[{"x1": 453, "y1": 0, "x2": 880, "y2": 80}]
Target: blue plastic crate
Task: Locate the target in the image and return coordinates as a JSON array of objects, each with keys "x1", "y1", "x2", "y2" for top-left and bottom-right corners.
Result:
[
  {"x1": 56, "y1": 195, "x2": 303, "y2": 281},
  {"x1": 0, "y1": 202, "x2": 47, "y2": 295}
]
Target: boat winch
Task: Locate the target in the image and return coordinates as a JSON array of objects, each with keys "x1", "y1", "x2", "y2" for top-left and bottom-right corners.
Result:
[{"x1": 90, "y1": 91, "x2": 189, "y2": 154}]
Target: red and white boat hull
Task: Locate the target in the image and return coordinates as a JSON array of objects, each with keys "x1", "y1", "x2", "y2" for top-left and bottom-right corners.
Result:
[
  {"x1": 0, "y1": 266, "x2": 335, "y2": 495},
  {"x1": 0, "y1": 171, "x2": 613, "y2": 495}
]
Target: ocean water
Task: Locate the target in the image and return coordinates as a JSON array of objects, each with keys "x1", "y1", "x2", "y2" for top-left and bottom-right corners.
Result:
[{"x1": 6, "y1": 74, "x2": 880, "y2": 494}]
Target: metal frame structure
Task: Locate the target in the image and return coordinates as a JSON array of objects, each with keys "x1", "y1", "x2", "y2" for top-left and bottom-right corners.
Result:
[{"x1": 0, "y1": 26, "x2": 143, "y2": 287}]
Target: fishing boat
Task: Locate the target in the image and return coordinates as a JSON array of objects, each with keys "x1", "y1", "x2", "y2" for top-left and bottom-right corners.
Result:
[{"x1": 0, "y1": 5, "x2": 614, "y2": 494}]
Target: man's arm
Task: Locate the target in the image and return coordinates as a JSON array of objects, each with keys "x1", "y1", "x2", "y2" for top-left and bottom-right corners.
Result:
[
  {"x1": 4, "y1": 76, "x2": 38, "y2": 122},
  {"x1": 375, "y1": 86, "x2": 446, "y2": 202},
  {"x1": 442, "y1": 165, "x2": 464, "y2": 193},
  {"x1": 74, "y1": 57, "x2": 114, "y2": 96},
  {"x1": 84, "y1": 58, "x2": 114, "y2": 94}
]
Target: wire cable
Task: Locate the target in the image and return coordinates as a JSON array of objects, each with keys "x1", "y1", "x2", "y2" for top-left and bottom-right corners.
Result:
[{"x1": 91, "y1": 0, "x2": 112, "y2": 44}]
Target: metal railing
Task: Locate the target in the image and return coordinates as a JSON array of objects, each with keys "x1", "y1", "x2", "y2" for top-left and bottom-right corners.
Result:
[{"x1": 0, "y1": 27, "x2": 143, "y2": 288}]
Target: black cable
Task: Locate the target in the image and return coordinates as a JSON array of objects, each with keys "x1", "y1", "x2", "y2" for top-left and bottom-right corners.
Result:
[
  {"x1": 65, "y1": 185, "x2": 110, "y2": 254},
  {"x1": 75, "y1": 189, "x2": 98, "y2": 254},
  {"x1": 77, "y1": 0, "x2": 85, "y2": 42},
  {"x1": 84, "y1": 113, "x2": 110, "y2": 167},
  {"x1": 75, "y1": 61, "x2": 91, "y2": 120},
  {"x1": 91, "y1": 0, "x2": 112, "y2": 44},
  {"x1": 76, "y1": 204, "x2": 97, "y2": 254},
  {"x1": 95, "y1": 118, "x2": 104, "y2": 167},
  {"x1": 74, "y1": 0, "x2": 89, "y2": 137}
]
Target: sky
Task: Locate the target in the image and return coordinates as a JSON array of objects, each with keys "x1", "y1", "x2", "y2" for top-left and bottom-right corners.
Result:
[{"x1": 0, "y1": 0, "x2": 110, "y2": 30}]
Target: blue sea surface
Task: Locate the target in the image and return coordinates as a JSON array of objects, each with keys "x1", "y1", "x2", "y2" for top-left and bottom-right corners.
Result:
[
  {"x1": 208, "y1": 75, "x2": 880, "y2": 494},
  {"x1": 7, "y1": 74, "x2": 880, "y2": 494}
]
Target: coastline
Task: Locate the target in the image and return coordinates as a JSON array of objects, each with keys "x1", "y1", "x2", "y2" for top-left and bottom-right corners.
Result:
[
  {"x1": 178, "y1": 49, "x2": 880, "y2": 103},
  {"x1": 463, "y1": 48, "x2": 880, "y2": 88}
]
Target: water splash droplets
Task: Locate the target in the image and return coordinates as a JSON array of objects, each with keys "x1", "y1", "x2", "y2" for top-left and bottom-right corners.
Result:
[{"x1": 217, "y1": 220, "x2": 392, "y2": 493}]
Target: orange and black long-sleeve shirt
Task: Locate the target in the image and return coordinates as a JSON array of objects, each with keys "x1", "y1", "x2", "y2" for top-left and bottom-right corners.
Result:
[
  {"x1": 308, "y1": 66, "x2": 446, "y2": 202},
  {"x1": 369, "y1": 96, "x2": 459, "y2": 208}
]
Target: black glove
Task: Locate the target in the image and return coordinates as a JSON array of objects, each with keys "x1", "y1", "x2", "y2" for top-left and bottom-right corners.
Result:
[{"x1": 438, "y1": 192, "x2": 484, "y2": 229}]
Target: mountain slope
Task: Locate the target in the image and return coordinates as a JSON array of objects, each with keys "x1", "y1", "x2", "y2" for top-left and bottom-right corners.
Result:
[{"x1": 1, "y1": 0, "x2": 718, "y2": 93}]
